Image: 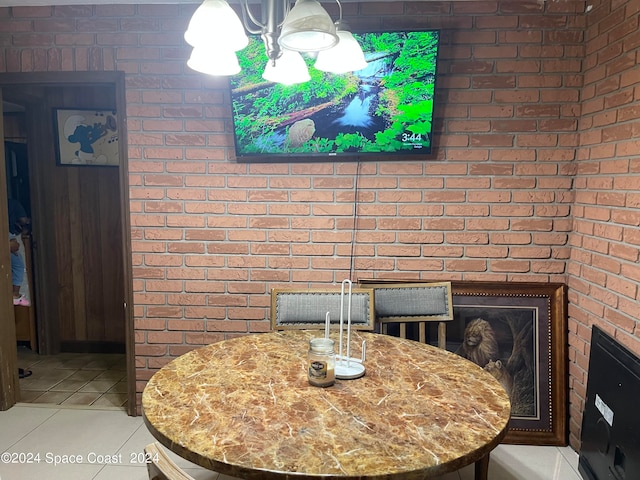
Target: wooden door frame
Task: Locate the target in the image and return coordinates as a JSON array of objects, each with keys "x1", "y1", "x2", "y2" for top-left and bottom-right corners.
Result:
[
  {"x1": 0, "y1": 89, "x2": 19, "y2": 409},
  {"x1": 0, "y1": 72, "x2": 136, "y2": 415}
]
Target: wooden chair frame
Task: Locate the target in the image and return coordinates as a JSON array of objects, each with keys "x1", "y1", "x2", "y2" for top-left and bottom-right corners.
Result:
[
  {"x1": 145, "y1": 442, "x2": 196, "y2": 480},
  {"x1": 270, "y1": 287, "x2": 375, "y2": 331}
]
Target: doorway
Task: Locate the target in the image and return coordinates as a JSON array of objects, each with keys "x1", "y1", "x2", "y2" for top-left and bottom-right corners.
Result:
[{"x1": 0, "y1": 72, "x2": 135, "y2": 415}]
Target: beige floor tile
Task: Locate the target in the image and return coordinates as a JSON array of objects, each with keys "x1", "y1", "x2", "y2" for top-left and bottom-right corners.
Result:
[
  {"x1": 17, "y1": 350, "x2": 127, "y2": 410},
  {"x1": 25, "y1": 372, "x2": 71, "y2": 386},
  {"x1": 108, "y1": 381, "x2": 128, "y2": 394},
  {"x1": 50, "y1": 378, "x2": 91, "y2": 392},
  {"x1": 18, "y1": 389, "x2": 45, "y2": 402},
  {"x1": 187, "y1": 469, "x2": 222, "y2": 480},
  {"x1": 6, "y1": 408, "x2": 142, "y2": 459},
  {"x1": 0, "y1": 405, "x2": 59, "y2": 451},
  {"x1": 92, "y1": 393, "x2": 128, "y2": 408},
  {"x1": 25, "y1": 367, "x2": 74, "y2": 381},
  {"x1": 20, "y1": 378, "x2": 66, "y2": 391},
  {"x1": 0, "y1": 460, "x2": 103, "y2": 480},
  {"x1": 95, "y1": 370, "x2": 127, "y2": 381},
  {"x1": 0, "y1": 404, "x2": 582, "y2": 480},
  {"x1": 61, "y1": 391, "x2": 103, "y2": 405},
  {"x1": 28, "y1": 357, "x2": 67, "y2": 369},
  {"x1": 90, "y1": 465, "x2": 151, "y2": 480},
  {"x1": 67, "y1": 369, "x2": 102, "y2": 381},
  {"x1": 31, "y1": 391, "x2": 74, "y2": 404},
  {"x1": 79, "y1": 379, "x2": 120, "y2": 393},
  {"x1": 84, "y1": 356, "x2": 124, "y2": 370},
  {"x1": 58, "y1": 356, "x2": 95, "y2": 369}
]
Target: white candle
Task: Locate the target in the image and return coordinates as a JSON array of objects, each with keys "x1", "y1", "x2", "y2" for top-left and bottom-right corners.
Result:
[{"x1": 325, "y1": 312, "x2": 330, "y2": 339}]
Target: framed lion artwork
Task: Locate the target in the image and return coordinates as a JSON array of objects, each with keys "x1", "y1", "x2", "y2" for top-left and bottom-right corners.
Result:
[{"x1": 449, "y1": 281, "x2": 568, "y2": 446}]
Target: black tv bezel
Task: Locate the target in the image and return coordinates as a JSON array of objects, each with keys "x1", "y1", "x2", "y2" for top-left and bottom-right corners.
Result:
[
  {"x1": 228, "y1": 29, "x2": 441, "y2": 163},
  {"x1": 578, "y1": 325, "x2": 640, "y2": 480}
]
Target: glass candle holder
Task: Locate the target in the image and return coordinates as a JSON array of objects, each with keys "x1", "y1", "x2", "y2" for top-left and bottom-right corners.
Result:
[{"x1": 308, "y1": 338, "x2": 336, "y2": 387}]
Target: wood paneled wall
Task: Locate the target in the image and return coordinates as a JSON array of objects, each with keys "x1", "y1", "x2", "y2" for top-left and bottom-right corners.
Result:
[
  {"x1": 53, "y1": 161, "x2": 124, "y2": 345},
  {"x1": 13, "y1": 84, "x2": 125, "y2": 350},
  {"x1": 3, "y1": 113, "x2": 26, "y2": 143}
]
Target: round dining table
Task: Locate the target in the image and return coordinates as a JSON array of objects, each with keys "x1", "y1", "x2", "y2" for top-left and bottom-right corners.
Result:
[{"x1": 142, "y1": 330, "x2": 510, "y2": 480}]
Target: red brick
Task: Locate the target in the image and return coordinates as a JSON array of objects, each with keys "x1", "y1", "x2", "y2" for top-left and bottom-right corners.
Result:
[
  {"x1": 135, "y1": 344, "x2": 168, "y2": 356},
  {"x1": 147, "y1": 331, "x2": 183, "y2": 343},
  {"x1": 445, "y1": 259, "x2": 487, "y2": 272},
  {"x1": 6, "y1": 2, "x2": 639, "y2": 451},
  {"x1": 475, "y1": 16, "x2": 519, "y2": 29},
  {"x1": 184, "y1": 333, "x2": 226, "y2": 345},
  {"x1": 167, "y1": 319, "x2": 205, "y2": 331}
]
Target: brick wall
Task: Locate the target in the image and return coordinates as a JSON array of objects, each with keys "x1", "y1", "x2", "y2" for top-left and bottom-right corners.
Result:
[
  {"x1": 1, "y1": 0, "x2": 638, "y2": 449},
  {"x1": 569, "y1": 0, "x2": 640, "y2": 448}
]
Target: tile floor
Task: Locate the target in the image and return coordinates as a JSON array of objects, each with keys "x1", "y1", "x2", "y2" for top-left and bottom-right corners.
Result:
[
  {"x1": 0, "y1": 403, "x2": 583, "y2": 480},
  {"x1": 10, "y1": 348, "x2": 583, "y2": 480},
  {"x1": 16, "y1": 347, "x2": 127, "y2": 409}
]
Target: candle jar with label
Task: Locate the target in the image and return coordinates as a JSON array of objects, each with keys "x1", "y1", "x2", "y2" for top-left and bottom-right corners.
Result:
[{"x1": 308, "y1": 338, "x2": 336, "y2": 387}]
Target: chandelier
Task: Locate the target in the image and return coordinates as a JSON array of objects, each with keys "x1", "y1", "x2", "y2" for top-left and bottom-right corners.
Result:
[{"x1": 184, "y1": 0, "x2": 367, "y2": 85}]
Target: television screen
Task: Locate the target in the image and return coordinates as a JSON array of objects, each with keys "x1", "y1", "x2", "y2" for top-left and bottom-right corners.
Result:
[{"x1": 229, "y1": 30, "x2": 440, "y2": 160}]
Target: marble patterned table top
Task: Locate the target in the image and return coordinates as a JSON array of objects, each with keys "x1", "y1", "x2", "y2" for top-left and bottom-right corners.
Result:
[{"x1": 142, "y1": 331, "x2": 510, "y2": 480}]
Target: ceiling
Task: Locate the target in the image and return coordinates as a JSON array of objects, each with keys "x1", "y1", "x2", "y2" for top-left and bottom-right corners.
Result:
[
  {"x1": 0, "y1": 0, "x2": 373, "y2": 5},
  {"x1": 0, "y1": 0, "x2": 407, "y2": 5},
  {"x1": 1, "y1": 0, "x2": 198, "y2": 4}
]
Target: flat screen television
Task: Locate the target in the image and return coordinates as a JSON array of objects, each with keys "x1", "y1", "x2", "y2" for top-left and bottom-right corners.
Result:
[
  {"x1": 578, "y1": 326, "x2": 640, "y2": 480},
  {"x1": 228, "y1": 30, "x2": 440, "y2": 161}
]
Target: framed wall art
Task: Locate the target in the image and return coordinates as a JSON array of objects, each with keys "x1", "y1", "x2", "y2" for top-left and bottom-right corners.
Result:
[
  {"x1": 53, "y1": 108, "x2": 119, "y2": 166},
  {"x1": 449, "y1": 281, "x2": 568, "y2": 446},
  {"x1": 358, "y1": 278, "x2": 568, "y2": 446}
]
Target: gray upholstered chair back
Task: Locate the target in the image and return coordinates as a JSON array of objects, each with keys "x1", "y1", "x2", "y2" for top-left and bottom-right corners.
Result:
[
  {"x1": 271, "y1": 288, "x2": 375, "y2": 331},
  {"x1": 364, "y1": 282, "x2": 453, "y2": 348}
]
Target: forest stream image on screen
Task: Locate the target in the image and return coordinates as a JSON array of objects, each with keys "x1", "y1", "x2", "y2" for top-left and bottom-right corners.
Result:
[{"x1": 229, "y1": 30, "x2": 440, "y2": 159}]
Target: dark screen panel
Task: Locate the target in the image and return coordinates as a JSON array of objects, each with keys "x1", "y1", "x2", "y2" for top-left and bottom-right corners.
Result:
[{"x1": 579, "y1": 326, "x2": 640, "y2": 480}]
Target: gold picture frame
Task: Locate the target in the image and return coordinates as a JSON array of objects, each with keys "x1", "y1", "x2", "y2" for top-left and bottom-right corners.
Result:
[
  {"x1": 358, "y1": 278, "x2": 568, "y2": 446},
  {"x1": 450, "y1": 281, "x2": 568, "y2": 446}
]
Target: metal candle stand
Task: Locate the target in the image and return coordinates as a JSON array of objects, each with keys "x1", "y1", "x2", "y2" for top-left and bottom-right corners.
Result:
[{"x1": 330, "y1": 279, "x2": 366, "y2": 380}]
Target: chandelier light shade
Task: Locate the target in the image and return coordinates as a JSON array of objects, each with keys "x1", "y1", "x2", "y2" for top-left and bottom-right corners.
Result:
[
  {"x1": 187, "y1": 46, "x2": 241, "y2": 76},
  {"x1": 185, "y1": 0, "x2": 366, "y2": 84},
  {"x1": 277, "y1": 0, "x2": 339, "y2": 52},
  {"x1": 184, "y1": 0, "x2": 248, "y2": 51},
  {"x1": 315, "y1": 23, "x2": 367, "y2": 74},
  {"x1": 262, "y1": 48, "x2": 311, "y2": 85}
]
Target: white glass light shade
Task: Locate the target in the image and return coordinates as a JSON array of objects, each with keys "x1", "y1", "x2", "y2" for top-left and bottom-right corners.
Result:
[
  {"x1": 187, "y1": 47, "x2": 241, "y2": 76},
  {"x1": 315, "y1": 30, "x2": 367, "y2": 74},
  {"x1": 278, "y1": 0, "x2": 338, "y2": 52},
  {"x1": 184, "y1": 0, "x2": 248, "y2": 51},
  {"x1": 262, "y1": 49, "x2": 311, "y2": 85}
]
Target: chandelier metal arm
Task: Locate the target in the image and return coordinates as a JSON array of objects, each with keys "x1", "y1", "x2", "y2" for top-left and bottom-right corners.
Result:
[
  {"x1": 239, "y1": 0, "x2": 291, "y2": 61},
  {"x1": 335, "y1": 0, "x2": 342, "y2": 20},
  {"x1": 239, "y1": 0, "x2": 264, "y2": 34}
]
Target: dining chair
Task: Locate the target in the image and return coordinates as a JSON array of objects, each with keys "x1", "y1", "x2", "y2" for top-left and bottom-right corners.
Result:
[
  {"x1": 363, "y1": 281, "x2": 453, "y2": 349},
  {"x1": 270, "y1": 287, "x2": 375, "y2": 331},
  {"x1": 145, "y1": 442, "x2": 196, "y2": 480}
]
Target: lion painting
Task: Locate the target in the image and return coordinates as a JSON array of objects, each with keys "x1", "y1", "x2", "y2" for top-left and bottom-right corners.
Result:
[
  {"x1": 484, "y1": 359, "x2": 514, "y2": 398},
  {"x1": 455, "y1": 318, "x2": 499, "y2": 368}
]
